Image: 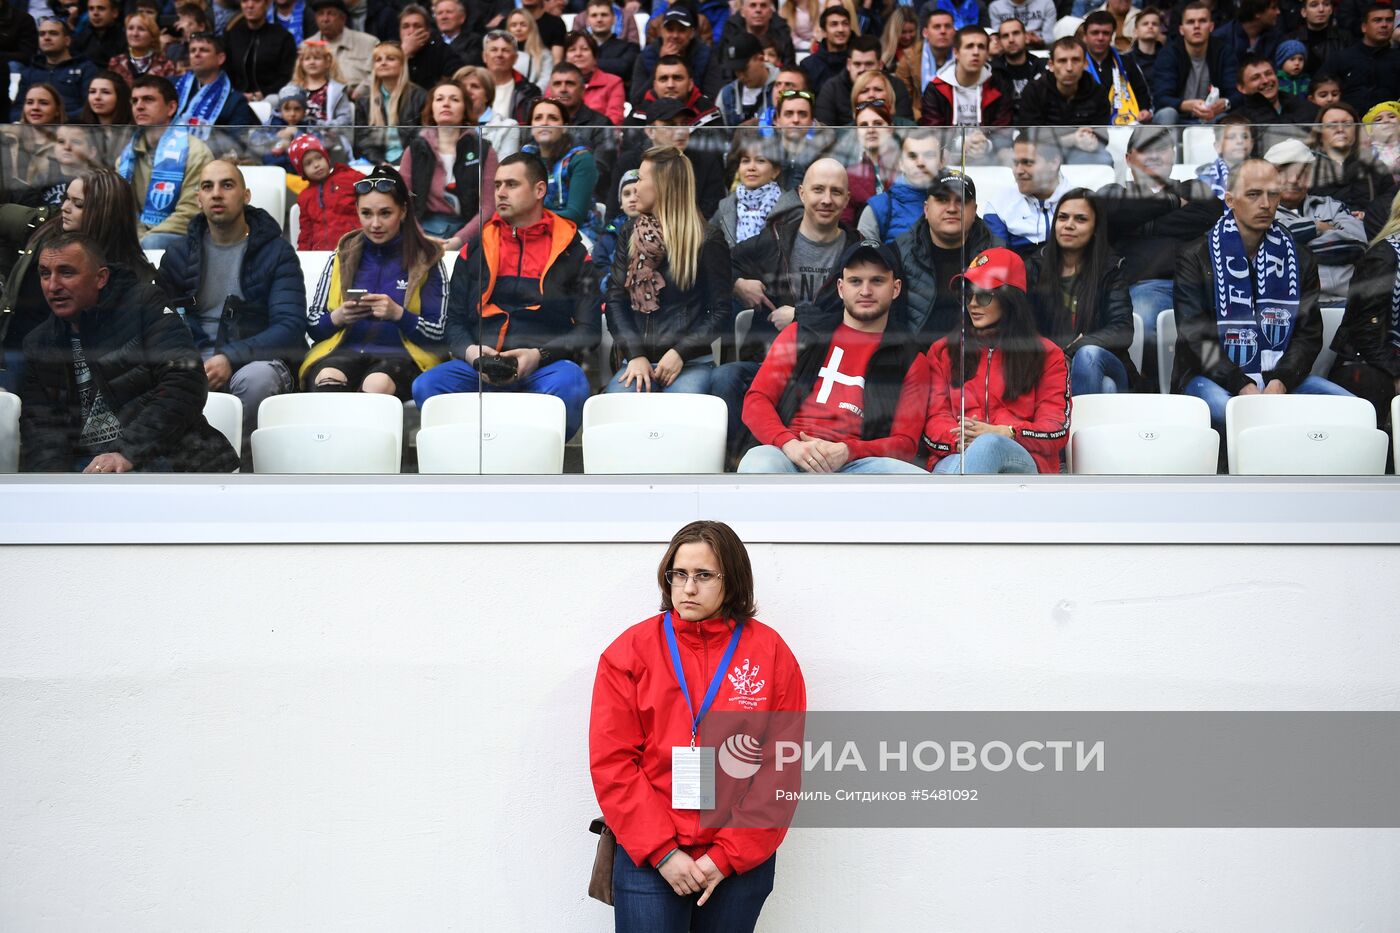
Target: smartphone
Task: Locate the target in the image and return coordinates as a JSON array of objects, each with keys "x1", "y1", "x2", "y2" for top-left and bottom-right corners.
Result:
[{"x1": 344, "y1": 289, "x2": 368, "y2": 305}]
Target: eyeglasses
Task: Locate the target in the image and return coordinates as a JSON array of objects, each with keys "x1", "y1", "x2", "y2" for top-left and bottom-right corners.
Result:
[
  {"x1": 854, "y1": 98, "x2": 888, "y2": 112},
  {"x1": 778, "y1": 89, "x2": 814, "y2": 101},
  {"x1": 189, "y1": 30, "x2": 216, "y2": 41},
  {"x1": 353, "y1": 177, "x2": 400, "y2": 195},
  {"x1": 664, "y1": 570, "x2": 724, "y2": 587}
]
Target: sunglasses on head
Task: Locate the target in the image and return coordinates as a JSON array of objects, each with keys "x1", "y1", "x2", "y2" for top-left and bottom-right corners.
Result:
[
  {"x1": 353, "y1": 177, "x2": 400, "y2": 195},
  {"x1": 779, "y1": 89, "x2": 814, "y2": 101},
  {"x1": 854, "y1": 98, "x2": 888, "y2": 112}
]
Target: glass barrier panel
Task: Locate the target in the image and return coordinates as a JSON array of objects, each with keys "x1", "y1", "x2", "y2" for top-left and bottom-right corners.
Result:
[{"x1": 0, "y1": 116, "x2": 1393, "y2": 478}]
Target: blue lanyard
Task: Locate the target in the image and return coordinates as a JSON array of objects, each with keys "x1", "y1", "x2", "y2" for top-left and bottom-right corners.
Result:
[{"x1": 662, "y1": 611, "x2": 744, "y2": 746}]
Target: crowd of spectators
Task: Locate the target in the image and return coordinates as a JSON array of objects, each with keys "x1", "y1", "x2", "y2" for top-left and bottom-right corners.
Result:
[{"x1": 0, "y1": 0, "x2": 1397, "y2": 474}]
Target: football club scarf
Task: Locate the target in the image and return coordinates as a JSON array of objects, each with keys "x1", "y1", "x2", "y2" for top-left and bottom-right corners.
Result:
[
  {"x1": 1208, "y1": 210, "x2": 1301, "y2": 388},
  {"x1": 1199, "y1": 158, "x2": 1230, "y2": 200},
  {"x1": 1387, "y1": 234, "x2": 1400, "y2": 353},
  {"x1": 117, "y1": 126, "x2": 192, "y2": 228},
  {"x1": 174, "y1": 70, "x2": 232, "y2": 139}
]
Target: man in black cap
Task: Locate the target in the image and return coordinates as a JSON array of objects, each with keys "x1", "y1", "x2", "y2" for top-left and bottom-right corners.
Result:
[
  {"x1": 891, "y1": 170, "x2": 1004, "y2": 348},
  {"x1": 630, "y1": 7, "x2": 723, "y2": 102},
  {"x1": 737, "y1": 237, "x2": 929, "y2": 474},
  {"x1": 306, "y1": 0, "x2": 378, "y2": 92},
  {"x1": 716, "y1": 32, "x2": 777, "y2": 125}
]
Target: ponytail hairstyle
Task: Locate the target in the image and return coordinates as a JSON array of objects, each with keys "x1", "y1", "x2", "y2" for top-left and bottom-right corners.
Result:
[{"x1": 636, "y1": 146, "x2": 705, "y2": 291}]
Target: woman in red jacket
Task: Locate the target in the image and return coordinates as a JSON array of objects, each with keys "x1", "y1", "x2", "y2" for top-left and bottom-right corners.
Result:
[
  {"x1": 923, "y1": 247, "x2": 1070, "y2": 474},
  {"x1": 590, "y1": 520, "x2": 805, "y2": 932}
]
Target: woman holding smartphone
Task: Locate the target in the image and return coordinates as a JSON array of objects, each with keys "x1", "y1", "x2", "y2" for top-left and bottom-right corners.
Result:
[
  {"x1": 590, "y1": 520, "x2": 806, "y2": 932},
  {"x1": 301, "y1": 165, "x2": 447, "y2": 398}
]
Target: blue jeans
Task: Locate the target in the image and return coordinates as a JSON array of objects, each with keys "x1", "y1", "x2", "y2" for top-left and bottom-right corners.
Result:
[
  {"x1": 604, "y1": 355, "x2": 715, "y2": 395},
  {"x1": 1184, "y1": 374, "x2": 1356, "y2": 433},
  {"x1": 139, "y1": 231, "x2": 186, "y2": 250},
  {"x1": 1070, "y1": 345, "x2": 1130, "y2": 396},
  {"x1": 737, "y1": 444, "x2": 928, "y2": 474},
  {"x1": 411, "y1": 358, "x2": 591, "y2": 439},
  {"x1": 932, "y1": 433, "x2": 1038, "y2": 474},
  {"x1": 711, "y1": 360, "x2": 761, "y2": 454},
  {"x1": 613, "y1": 846, "x2": 775, "y2": 933}
]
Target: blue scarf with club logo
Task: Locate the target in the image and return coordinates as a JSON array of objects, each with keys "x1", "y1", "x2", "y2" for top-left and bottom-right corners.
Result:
[
  {"x1": 117, "y1": 126, "x2": 192, "y2": 228},
  {"x1": 174, "y1": 71, "x2": 232, "y2": 139},
  {"x1": 1198, "y1": 158, "x2": 1230, "y2": 200},
  {"x1": 1208, "y1": 209, "x2": 1301, "y2": 388}
]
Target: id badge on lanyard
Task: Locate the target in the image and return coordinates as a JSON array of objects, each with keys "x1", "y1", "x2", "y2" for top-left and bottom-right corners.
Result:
[{"x1": 663, "y1": 611, "x2": 744, "y2": 811}]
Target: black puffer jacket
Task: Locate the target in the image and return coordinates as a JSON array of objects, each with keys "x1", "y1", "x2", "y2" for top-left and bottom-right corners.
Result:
[
  {"x1": 19, "y1": 265, "x2": 238, "y2": 472},
  {"x1": 606, "y1": 220, "x2": 731, "y2": 363},
  {"x1": 1014, "y1": 70, "x2": 1110, "y2": 128},
  {"x1": 225, "y1": 19, "x2": 297, "y2": 97},
  {"x1": 892, "y1": 215, "x2": 999, "y2": 345},
  {"x1": 1330, "y1": 237, "x2": 1400, "y2": 381},
  {"x1": 1026, "y1": 249, "x2": 1138, "y2": 381}
]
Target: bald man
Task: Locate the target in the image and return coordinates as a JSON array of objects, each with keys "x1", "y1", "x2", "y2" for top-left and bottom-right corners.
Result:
[
  {"x1": 1172, "y1": 158, "x2": 1351, "y2": 432},
  {"x1": 717, "y1": 157, "x2": 863, "y2": 466}
]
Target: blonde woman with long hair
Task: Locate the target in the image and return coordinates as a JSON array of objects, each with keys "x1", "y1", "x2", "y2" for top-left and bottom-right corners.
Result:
[
  {"x1": 505, "y1": 8, "x2": 553, "y2": 87},
  {"x1": 352, "y1": 41, "x2": 428, "y2": 164},
  {"x1": 604, "y1": 146, "x2": 729, "y2": 394},
  {"x1": 878, "y1": 6, "x2": 917, "y2": 70},
  {"x1": 780, "y1": 0, "x2": 822, "y2": 46},
  {"x1": 1327, "y1": 189, "x2": 1400, "y2": 429},
  {"x1": 273, "y1": 40, "x2": 354, "y2": 150}
]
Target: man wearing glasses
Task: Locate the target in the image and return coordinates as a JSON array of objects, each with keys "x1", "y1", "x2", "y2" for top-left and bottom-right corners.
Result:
[{"x1": 14, "y1": 16, "x2": 96, "y2": 121}]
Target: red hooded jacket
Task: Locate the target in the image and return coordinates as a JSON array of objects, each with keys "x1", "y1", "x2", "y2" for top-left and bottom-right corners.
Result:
[
  {"x1": 589, "y1": 613, "x2": 805, "y2": 877},
  {"x1": 295, "y1": 163, "x2": 364, "y2": 251},
  {"x1": 922, "y1": 335, "x2": 1070, "y2": 473}
]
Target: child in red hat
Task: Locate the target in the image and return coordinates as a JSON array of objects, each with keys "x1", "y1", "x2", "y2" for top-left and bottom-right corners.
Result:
[{"x1": 288, "y1": 134, "x2": 365, "y2": 250}]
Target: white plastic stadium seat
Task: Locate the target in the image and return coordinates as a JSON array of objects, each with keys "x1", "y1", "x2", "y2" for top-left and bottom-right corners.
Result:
[
  {"x1": 1072, "y1": 423, "x2": 1220, "y2": 474},
  {"x1": 202, "y1": 392, "x2": 244, "y2": 458},
  {"x1": 1235, "y1": 423, "x2": 1387, "y2": 475},
  {"x1": 249, "y1": 99, "x2": 272, "y2": 125},
  {"x1": 1156, "y1": 308, "x2": 1176, "y2": 395},
  {"x1": 735, "y1": 307, "x2": 753, "y2": 356},
  {"x1": 581, "y1": 393, "x2": 727, "y2": 473},
  {"x1": 634, "y1": 12, "x2": 648, "y2": 37},
  {"x1": 597, "y1": 314, "x2": 614, "y2": 389},
  {"x1": 144, "y1": 248, "x2": 165, "y2": 268},
  {"x1": 1393, "y1": 396, "x2": 1400, "y2": 467},
  {"x1": 1060, "y1": 163, "x2": 1116, "y2": 192},
  {"x1": 561, "y1": 12, "x2": 574, "y2": 28},
  {"x1": 1182, "y1": 126, "x2": 1216, "y2": 167},
  {"x1": 241, "y1": 165, "x2": 286, "y2": 228},
  {"x1": 416, "y1": 393, "x2": 566, "y2": 474},
  {"x1": 252, "y1": 393, "x2": 405, "y2": 472},
  {"x1": 1129, "y1": 312, "x2": 1143, "y2": 371},
  {"x1": 301, "y1": 251, "x2": 332, "y2": 307},
  {"x1": 960, "y1": 166, "x2": 1013, "y2": 207},
  {"x1": 1106, "y1": 126, "x2": 1132, "y2": 182},
  {"x1": 1311, "y1": 306, "x2": 1344, "y2": 378},
  {"x1": 1225, "y1": 394, "x2": 1380, "y2": 474},
  {"x1": 1052, "y1": 15, "x2": 1082, "y2": 39},
  {"x1": 251, "y1": 424, "x2": 398, "y2": 473},
  {"x1": 0, "y1": 391, "x2": 19, "y2": 473},
  {"x1": 1068, "y1": 393, "x2": 1214, "y2": 473},
  {"x1": 1169, "y1": 163, "x2": 1198, "y2": 181},
  {"x1": 287, "y1": 203, "x2": 301, "y2": 246}
]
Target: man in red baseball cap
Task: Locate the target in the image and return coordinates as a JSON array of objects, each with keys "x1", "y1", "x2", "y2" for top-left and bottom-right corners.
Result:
[{"x1": 738, "y1": 240, "x2": 931, "y2": 474}]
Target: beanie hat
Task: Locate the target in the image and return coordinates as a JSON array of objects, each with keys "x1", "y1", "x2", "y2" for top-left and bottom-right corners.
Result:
[
  {"x1": 1274, "y1": 39, "x2": 1306, "y2": 68},
  {"x1": 287, "y1": 134, "x2": 329, "y2": 176},
  {"x1": 1362, "y1": 101, "x2": 1400, "y2": 124},
  {"x1": 617, "y1": 168, "x2": 641, "y2": 196}
]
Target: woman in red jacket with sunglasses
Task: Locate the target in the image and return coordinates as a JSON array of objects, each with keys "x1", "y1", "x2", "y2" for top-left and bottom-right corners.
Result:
[
  {"x1": 590, "y1": 520, "x2": 806, "y2": 933},
  {"x1": 922, "y1": 247, "x2": 1070, "y2": 474}
]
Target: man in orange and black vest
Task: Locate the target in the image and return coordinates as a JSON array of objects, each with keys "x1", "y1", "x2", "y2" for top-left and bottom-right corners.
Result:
[{"x1": 412, "y1": 152, "x2": 600, "y2": 438}]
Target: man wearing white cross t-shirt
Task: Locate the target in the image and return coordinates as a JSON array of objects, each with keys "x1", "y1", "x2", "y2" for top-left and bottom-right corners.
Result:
[{"x1": 738, "y1": 240, "x2": 931, "y2": 473}]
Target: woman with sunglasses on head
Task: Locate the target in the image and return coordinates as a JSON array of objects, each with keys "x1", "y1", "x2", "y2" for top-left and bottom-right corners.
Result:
[
  {"x1": 849, "y1": 70, "x2": 917, "y2": 127},
  {"x1": 301, "y1": 165, "x2": 447, "y2": 399},
  {"x1": 922, "y1": 247, "x2": 1069, "y2": 474},
  {"x1": 398, "y1": 78, "x2": 495, "y2": 253},
  {"x1": 522, "y1": 96, "x2": 599, "y2": 240},
  {"x1": 605, "y1": 145, "x2": 728, "y2": 395},
  {"x1": 1026, "y1": 188, "x2": 1136, "y2": 395},
  {"x1": 353, "y1": 41, "x2": 428, "y2": 166},
  {"x1": 590, "y1": 519, "x2": 805, "y2": 933}
]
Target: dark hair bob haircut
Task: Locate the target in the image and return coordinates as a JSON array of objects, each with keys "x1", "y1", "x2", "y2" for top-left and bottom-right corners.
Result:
[{"x1": 656, "y1": 520, "x2": 757, "y2": 621}]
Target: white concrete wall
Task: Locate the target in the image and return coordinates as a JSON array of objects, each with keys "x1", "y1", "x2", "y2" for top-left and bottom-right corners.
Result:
[{"x1": 3, "y1": 542, "x2": 1398, "y2": 931}]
